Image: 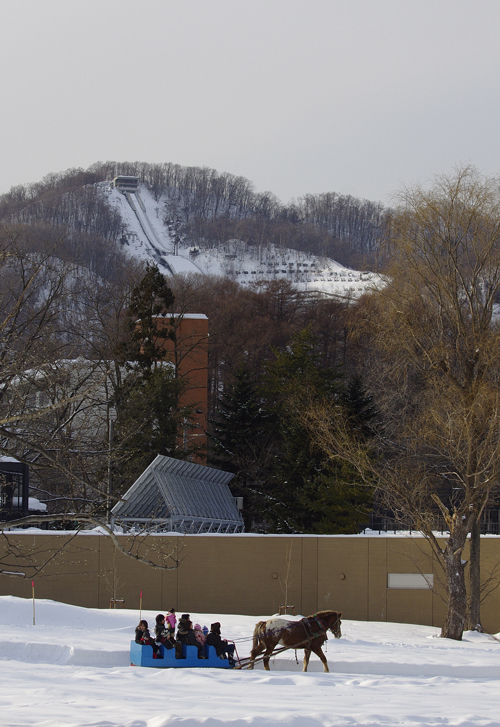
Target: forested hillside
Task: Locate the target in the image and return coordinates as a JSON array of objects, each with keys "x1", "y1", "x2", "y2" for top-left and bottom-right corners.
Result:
[{"x1": 0, "y1": 161, "x2": 388, "y2": 272}]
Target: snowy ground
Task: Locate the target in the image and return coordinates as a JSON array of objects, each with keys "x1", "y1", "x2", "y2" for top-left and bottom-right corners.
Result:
[{"x1": 1, "y1": 596, "x2": 499, "y2": 727}]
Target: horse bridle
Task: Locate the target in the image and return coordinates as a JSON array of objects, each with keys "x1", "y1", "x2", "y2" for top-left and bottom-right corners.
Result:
[
  {"x1": 312, "y1": 613, "x2": 341, "y2": 637},
  {"x1": 330, "y1": 614, "x2": 342, "y2": 636}
]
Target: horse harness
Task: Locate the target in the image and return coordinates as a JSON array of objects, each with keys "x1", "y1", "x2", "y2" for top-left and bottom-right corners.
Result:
[
  {"x1": 283, "y1": 614, "x2": 329, "y2": 666},
  {"x1": 301, "y1": 614, "x2": 329, "y2": 644}
]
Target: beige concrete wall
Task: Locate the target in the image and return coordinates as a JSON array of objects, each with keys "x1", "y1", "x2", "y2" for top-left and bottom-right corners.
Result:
[
  {"x1": 1, "y1": 533, "x2": 500, "y2": 632},
  {"x1": 318, "y1": 537, "x2": 369, "y2": 620}
]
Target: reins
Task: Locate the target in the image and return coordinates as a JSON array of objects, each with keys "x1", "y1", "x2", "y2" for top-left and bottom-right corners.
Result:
[{"x1": 235, "y1": 634, "x2": 317, "y2": 669}]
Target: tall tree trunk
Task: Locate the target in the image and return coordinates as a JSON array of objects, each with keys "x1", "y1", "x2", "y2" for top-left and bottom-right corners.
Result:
[
  {"x1": 468, "y1": 516, "x2": 482, "y2": 630},
  {"x1": 439, "y1": 513, "x2": 470, "y2": 640},
  {"x1": 441, "y1": 540, "x2": 467, "y2": 640}
]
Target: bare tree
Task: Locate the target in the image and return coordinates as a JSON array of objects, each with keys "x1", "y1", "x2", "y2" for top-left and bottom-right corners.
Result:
[
  {"x1": 300, "y1": 166, "x2": 500, "y2": 639},
  {"x1": 0, "y1": 228, "x2": 188, "y2": 579},
  {"x1": 0, "y1": 513, "x2": 185, "y2": 579}
]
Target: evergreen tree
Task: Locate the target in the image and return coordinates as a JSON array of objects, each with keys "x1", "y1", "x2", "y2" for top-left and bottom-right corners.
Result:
[
  {"x1": 126, "y1": 262, "x2": 175, "y2": 373},
  {"x1": 342, "y1": 375, "x2": 378, "y2": 440},
  {"x1": 261, "y1": 328, "x2": 372, "y2": 533},
  {"x1": 211, "y1": 362, "x2": 265, "y2": 462},
  {"x1": 210, "y1": 362, "x2": 272, "y2": 530},
  {"x1": 111, "y1": 264, "x2": 197, "y2": 494},
  {"x1": 112, "y1": 367, "x2": 193, "y2": 495}
]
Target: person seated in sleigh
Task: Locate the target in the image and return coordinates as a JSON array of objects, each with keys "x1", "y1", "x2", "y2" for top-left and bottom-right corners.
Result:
[
  {"x1": 155, "y1": 613, "x2": 182, "y2": 658},
  {"x1": 135, "y1": 619, "x2": 160, "y2": 658},
  {"x1": 176, "y1": 614, "x2": 206, "y2": 658},
  {"x1": 205, "y1": 622, "x2": 235, "y2": 665}
]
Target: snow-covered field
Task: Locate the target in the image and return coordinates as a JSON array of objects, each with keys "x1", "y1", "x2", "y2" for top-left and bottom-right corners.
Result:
[{"x1": 0, "y1": 597, "x2": 499, "y2": 727}]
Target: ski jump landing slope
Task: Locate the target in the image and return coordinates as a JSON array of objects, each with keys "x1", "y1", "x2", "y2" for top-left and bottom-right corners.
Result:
[
  {"x1": 106, "y1": 182, "x2": 382, "y2": 297},
  {"x1": 107, "y1": 184, "x2": 203, "y2": 277}
]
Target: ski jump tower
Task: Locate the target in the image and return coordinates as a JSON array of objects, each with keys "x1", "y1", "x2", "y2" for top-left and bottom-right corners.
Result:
[{"x1": 112, "y1": 175, "x2": 140, "y2": 192}]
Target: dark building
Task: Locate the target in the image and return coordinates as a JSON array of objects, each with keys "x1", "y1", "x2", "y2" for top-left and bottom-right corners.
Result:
[{"x1": 0, "y1": 458, "x2": 29, "y2": 521}]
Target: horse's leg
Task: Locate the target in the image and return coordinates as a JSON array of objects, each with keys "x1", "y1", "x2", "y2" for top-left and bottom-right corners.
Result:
[
  {"x1": 248, "y1": 622, "x2": 267, "y2": 670},
  {"x1": 303, "y1": 647, "x2": 311, "y2": 672},
  {"x1": 311, "y1": 640, "x2": 329, "y2": 673},
  {"x1": 263, "y1": 646, "x2": 275, "y2": 671},
  {"x1": 248, "y1": 641, "x2": 265, "y2": 670}
]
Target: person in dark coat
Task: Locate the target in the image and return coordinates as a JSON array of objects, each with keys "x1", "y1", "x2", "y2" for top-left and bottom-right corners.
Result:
[
  {"x1": 155, "y1": 613, "x2": 182, "y2": 658},
  {"x1": 135, "y1": 619, "x2": 160, "y2": 657},
  {"x1": 176, "y1": 613, "x2": 206, "y2": 658},
  {"x1": 205, "y1": 622, "x2": 235, "y2": 665}
]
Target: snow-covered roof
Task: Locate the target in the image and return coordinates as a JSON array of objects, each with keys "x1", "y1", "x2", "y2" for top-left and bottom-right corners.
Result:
[
  {"x1": 111, "y1": 455, "x2": 243, "y2": 533},
  {"x1": 168, "y1": 313, "x2": 208, "y2": 320},
  {"x1": 12, "y1": 497, "x2": 47, "y2": 512}
]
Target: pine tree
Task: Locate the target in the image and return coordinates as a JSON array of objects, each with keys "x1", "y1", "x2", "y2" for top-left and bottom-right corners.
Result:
[
  {"x1": 261, "y1": 328, "x2": 372, "y2": 533},
  {"x1": 126, "y1": 262, "x2": 175, "y2": 373},
  {"x1": 112, "y1": 367, "x2": 192, "y2": 495},
  {"x1": 210, "y1": 362, "x2": 272, "y2": 530},
  {"x1": 342, "y1": 375, "x2": 377, "y2": 439},
  {"x1": 211, "y1": 363, "x2": 265, "y2": 461},
  {"x1": 111, "y1": 264, "x2": 197, "y2": 494}
]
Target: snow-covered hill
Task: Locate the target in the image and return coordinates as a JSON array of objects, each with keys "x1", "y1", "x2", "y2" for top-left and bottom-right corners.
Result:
[{"x1": 102, "y1": 182, "x2": 380, "y2": 297}]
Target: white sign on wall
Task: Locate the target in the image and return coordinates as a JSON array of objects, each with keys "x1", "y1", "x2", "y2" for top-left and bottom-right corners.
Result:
[{"x1": 387, "y1": 573, "x2": 433, "y2": 589}]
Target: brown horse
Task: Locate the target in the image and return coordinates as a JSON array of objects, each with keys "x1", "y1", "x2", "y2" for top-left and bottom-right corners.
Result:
[{"x1": 247, "y1": 610, "x2": 342, "y2": 672}]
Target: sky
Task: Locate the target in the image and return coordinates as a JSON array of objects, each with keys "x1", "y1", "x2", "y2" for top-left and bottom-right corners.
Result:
[
  {"x1": 1, "y1": 0, "x2": 500, "y2": 206},
  {"x1": 2, "y1": 594, "x2": 500, "y2": 727}
]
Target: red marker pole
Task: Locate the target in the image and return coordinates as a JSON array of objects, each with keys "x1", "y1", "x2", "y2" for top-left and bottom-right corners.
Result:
[
  {"x1": 32, "y1": 580, "x2": 35, "y2": 626},
  {"x1": 139, "y1": 590, "x2": 143, "y2": 621}
]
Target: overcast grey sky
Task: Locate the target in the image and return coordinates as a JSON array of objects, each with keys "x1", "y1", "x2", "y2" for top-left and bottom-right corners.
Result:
[{"x1": 1, "y1": 0, "x2": 499, "y2": 205}]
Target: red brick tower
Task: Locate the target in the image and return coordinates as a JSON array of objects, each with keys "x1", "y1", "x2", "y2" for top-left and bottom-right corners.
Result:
[{"x1": 153, "y1": 314, "x2": 208, "y2": 462}]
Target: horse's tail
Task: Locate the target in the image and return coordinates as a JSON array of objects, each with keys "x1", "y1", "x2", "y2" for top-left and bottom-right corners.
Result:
[{"x1": 252, "y1": 620, "x2": 266, "y2": 650}]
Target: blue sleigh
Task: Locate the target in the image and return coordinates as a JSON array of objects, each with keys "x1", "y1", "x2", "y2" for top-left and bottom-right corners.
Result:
[{"x1": 130, "y1": 641, "x2": 234, "y2": 668}]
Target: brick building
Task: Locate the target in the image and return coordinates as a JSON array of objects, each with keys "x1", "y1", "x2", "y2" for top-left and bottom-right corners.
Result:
[{"x1": 153, "y1": 313, "x2": 209, "y2": 461}]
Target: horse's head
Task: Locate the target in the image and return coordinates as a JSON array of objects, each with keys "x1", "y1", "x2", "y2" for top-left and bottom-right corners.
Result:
[{"x1": 329, "y1": 611, "x2": 342, "y2": 639}]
